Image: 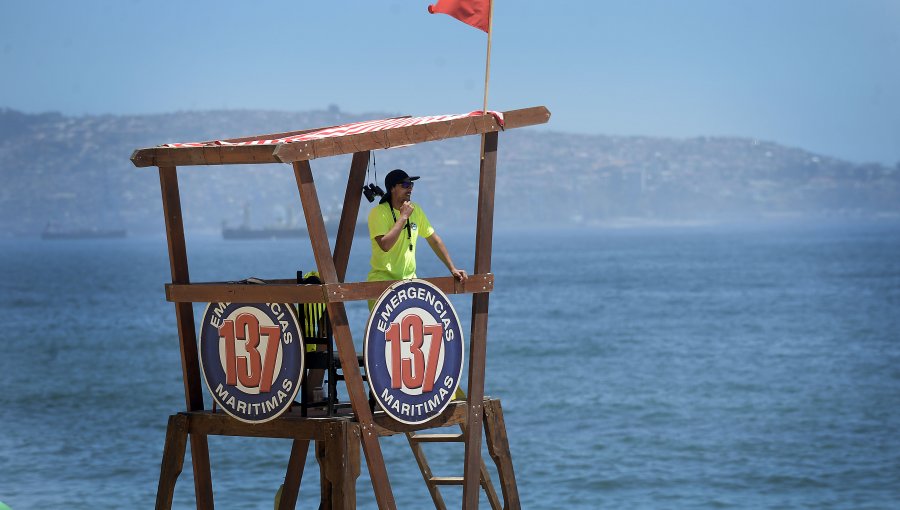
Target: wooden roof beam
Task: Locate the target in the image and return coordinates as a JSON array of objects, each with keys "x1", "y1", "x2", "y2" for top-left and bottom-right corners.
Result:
[
  {"x1": 130, "y1": 106, "x2": 550, "y2": 168},
  {"x1": 273, "y1": 106, "x2": 550, "y2": 163}
]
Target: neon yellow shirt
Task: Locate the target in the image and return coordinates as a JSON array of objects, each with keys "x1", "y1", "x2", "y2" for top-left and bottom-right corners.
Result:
[{"x1": 367, "y1": 201, "x2": 434, "y2": 282}]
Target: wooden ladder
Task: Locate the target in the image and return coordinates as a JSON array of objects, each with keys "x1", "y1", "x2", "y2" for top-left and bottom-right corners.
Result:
[{"x1": 406, "y1": 423, "x2": 502, "y2": 510}]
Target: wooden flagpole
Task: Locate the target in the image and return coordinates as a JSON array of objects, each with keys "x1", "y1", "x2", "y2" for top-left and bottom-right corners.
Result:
[{"x1": 480, "y1": 0, "x2": 495, "y2": 160}]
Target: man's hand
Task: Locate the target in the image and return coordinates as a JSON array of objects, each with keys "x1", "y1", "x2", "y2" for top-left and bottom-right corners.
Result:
[
  {"x1": 399, "y1": 201, "x2": 414, "y2": 220},
  {"x1": 451, "y1": 268, "x2": 468, "y2": 281}
]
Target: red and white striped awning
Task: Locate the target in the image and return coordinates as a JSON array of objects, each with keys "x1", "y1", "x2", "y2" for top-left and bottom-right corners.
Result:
[{"x1": 163, "y1": 110, "x2": 504, "y2": 148}]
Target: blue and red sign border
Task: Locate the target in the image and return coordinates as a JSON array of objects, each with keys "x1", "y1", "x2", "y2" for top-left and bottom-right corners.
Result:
[
  {"x1": 198, "y1": 302, "x2": 304, "y2": 424},
  {"x1": 364, "y1": 279, "x2": 465, "y2": 425}
]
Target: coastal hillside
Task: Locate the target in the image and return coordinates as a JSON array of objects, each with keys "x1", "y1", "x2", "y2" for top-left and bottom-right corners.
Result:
[{"x1": 1, "y1": 107, "x2": 898, "y2": 237}]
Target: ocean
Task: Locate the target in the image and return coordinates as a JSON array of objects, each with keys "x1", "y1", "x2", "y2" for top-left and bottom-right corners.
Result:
[{"x1": 1, "y1": 223, "x2": 899, "y2": 509}]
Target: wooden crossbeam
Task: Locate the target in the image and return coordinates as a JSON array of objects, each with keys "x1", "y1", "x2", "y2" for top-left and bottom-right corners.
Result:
[{"x1": 164, "y1": 273, "x2": 494, "y2": 303}]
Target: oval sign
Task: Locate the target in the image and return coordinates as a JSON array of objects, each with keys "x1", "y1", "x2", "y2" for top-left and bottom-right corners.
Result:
[
  {"x1": 364, "y1": 279, "x2": 464, "y2": 425},
  {"x1": 199, "y1": 302, "x2": 304, "y2": 423}
]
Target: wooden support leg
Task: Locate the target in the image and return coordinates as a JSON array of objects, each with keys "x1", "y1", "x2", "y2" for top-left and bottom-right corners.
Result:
[
  {"x1": 278, "y1": 439, "x2": 311, "y2": 510},
  {"x1": 156, "y1": 414, "x2": 189, "y2": 510},
  {"x1": 294, "y1": 160, "x2": 396, "y2": 510},
  {"x1": 321, "y1": 421, "x2": 361, "y2": 510},
  {"x1": 316, "y1": 440, "x2": 332, "y2": 510},
  {"x1": 483, "y1": 400, "x2": 520, "y2": 510},
  {"x1": 464, "y1": 132, "x2": 499, "y2": 509},
  {"x1": 158, "y1": 166, "x2": 214, "y2": 509},
  {"x1": 459, "y1": 420, "x2": 501, "y2": 510}
]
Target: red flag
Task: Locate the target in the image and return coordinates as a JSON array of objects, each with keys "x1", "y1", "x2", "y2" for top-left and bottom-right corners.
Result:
[{"x1": 428, "y1": 0, "x2": 491, "y2": 33}]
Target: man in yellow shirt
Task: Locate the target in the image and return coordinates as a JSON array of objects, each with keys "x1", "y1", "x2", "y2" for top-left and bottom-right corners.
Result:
[{"x1": 368, "y1": 169, "x2": 467, "y2": 287}]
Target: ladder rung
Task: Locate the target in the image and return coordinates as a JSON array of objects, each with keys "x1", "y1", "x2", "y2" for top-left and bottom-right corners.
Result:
[
  {"x1": 429, "y1": 476, "x2": 465, "y2": 486},
  {"x1": 409, "y1": 433, "x2": 464, "y2": 443}
]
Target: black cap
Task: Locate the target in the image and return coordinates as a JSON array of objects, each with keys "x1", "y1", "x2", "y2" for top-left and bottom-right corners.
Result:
[{"x1": 380, "y1": 169, "x2": 420, "y2": 203}]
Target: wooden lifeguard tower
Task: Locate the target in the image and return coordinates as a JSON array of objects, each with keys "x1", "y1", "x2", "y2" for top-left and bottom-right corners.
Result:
[{"x1": 131, "y1": 106, "x2": 550, "y2": 509}]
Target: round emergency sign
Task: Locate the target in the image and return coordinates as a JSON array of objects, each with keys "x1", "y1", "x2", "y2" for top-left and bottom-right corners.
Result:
[
  {"x1": 198, "y1": 302, "x2": 304, "y2": 423},
  {"x1": 365, "y1": 279, "x2": 464, "y2": 425}
]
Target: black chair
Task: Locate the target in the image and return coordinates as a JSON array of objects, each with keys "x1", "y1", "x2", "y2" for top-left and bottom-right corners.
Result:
[{"x1": 296, "y1": 271, "x2": 368, "y2": 417}]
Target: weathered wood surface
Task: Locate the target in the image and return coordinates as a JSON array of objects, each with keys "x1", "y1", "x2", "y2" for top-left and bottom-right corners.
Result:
[
  {"x1": 483, "y1": 399, "x2": 521, "y2": 510},
  {"x1": 320, "y1": 421, "x2": 361, "y2": 510},
  {"x1": 130, "y1": 106, "x2": 550, "y2": 167},
  {"x1": 158, "y1": 166, "x2": 214, "y2": 509},
  {"x1": 407, "y1": 419, "x2": 502, "y2": 510},
  {"x1": 322, "y1": 273, "x2": 493, "y2": 302},
  {"x1": 156, "y1": 414, "x2": 189, "y2": 510},
  {"x1": 181, "y1": 410, "x2": 333, "y2": 440},
  {"x1": 132, "y1": 144, "x2": 280, "y2": 168},
  {"x1": 372, "y1": 399, "x2": 470, "y2": 436},
  {"x1": 164, "y1": 273, "x2": 493, "y2": 303},
  {"x1": 464, "y1": 131, "x2": 499, "y2": 509},
  {"x1": 164, "y1": 282, "x2": 327, "y2": 304},
  {"x1": 407, "y1": 431, "x2": 448, "y2": 510},
  {"x1": 333, "y1": 151, "x2": 369, "y2": 282},
  {"x1": 278, "y1": 439, "x2": 310, "y2": 510},
  {"x1": 293, "y1": 160, "x2": 397, "y2": 510}
]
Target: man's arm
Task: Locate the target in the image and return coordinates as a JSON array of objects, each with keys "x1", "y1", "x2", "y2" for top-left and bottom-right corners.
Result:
[
  {"x1": 374, "y1": 202, "x2": 414, "y2": 252},
  {"x1": 425, "y1": 232, "x2": 468, "y2": 281}
]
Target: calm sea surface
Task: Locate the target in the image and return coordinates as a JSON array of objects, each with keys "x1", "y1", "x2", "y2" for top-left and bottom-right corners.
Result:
[{"x1": 1, "y1": 223, "x2": 899, "y2": 509}]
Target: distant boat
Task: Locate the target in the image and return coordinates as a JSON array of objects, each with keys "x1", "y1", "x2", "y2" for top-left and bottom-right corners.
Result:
[
  {"x1": 41, "y1": 225, "x2": 127, "y2": 240},
  {"x1": 223, "y1": 204, "x2": 305, "y2": 240},
  {"x1": 222, "y1": 225, "x2": 306, "y2": 240},
  {"x1": 222, "y1": 204, "x2": 367, "y2": 240},
  {"x1": 222, "y1": 220, "x2": 369, "y2": 240}
]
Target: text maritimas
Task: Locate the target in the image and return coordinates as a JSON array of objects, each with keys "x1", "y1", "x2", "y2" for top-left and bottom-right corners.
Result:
[
  {"x1": 380, "y1": 375, "x2": 456, "y2": 418},
  {"x1": 214, "y1": 379, "x2": 294, "y2": 416}
]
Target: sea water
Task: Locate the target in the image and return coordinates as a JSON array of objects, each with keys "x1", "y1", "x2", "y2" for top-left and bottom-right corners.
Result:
[{"x1": 1, "y1": 223, "x2": 899, "y2": 509}]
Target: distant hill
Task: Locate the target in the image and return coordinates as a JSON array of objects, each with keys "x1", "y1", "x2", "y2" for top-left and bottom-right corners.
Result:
[{"x1": 1, "y1": 107, "x2": 899, "y2": 238}]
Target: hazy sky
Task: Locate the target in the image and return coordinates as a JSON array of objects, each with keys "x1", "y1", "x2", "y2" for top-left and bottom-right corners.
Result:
[{"x1": 2, "y1": 0, "x2": 899, "y2": 164}]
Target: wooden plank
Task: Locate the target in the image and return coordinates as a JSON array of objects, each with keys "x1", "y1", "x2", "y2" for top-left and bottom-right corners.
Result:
[
  {"x1": 182, "y1": 411, "x2": 331, "y2": 440},
  {"x1": 373, "y1": 399, "x2": 469, "y2": 436},
  {"x1": 431, "y1": 477, "x2": 465, "y2": 486},
  {"x1": 158, "y1": 166, "x2": 215, "y2": 510},
  {"x1": 132, "y1": 144, "x2": 280, "y2": 168},
  {"x1": 464, "y1": 131, "x2": 499, "y2": 509},
  {"x1": 164, "y1": 274, "x2": 493, "y2": 303},
  {"x1": 273, "y1": 107, "x2": 550, "y2": 163},
  {"x1": 159, "y1": 167, "x2": 204, "y2": 411},
  {"x1": 293, "y1": 160, "x2": 397, "y2": 510},
  {"x1": 479, "y1": 460, "x2": 502, "y2": 510},
  {"x1": 408, "y1": 433, "x2": 464, "y2": 443},
  {"x1": 458, "y1": 419, "x2": 502, "y2": 510},
  {"x1": 483, "y1": 399, "x2": 521, "y2": 510},
  {"x1": 165, "y1": 282, "x2": 326, "y2": 304},
  {"x1": 278, "y1": 439, "x2": 311, "y2": 510},
  {"x1": 407, "y1": 432, "x2": 448, "y2": 510},
  {"x1": 321, "y1": 421, "x2": 361, "y2": 510},
  {"x1": 500, "y1": 106, "x2": 551, "y2": 130},
  {"x1": 156, "y1": 414, "x2": 189, "y2": 510},
  {"x1": 333, "y1": 151, "x2": 369, "y2": 282},
  {"x1": 322, "y1": 274, "x2": 494, "y2": 302}
]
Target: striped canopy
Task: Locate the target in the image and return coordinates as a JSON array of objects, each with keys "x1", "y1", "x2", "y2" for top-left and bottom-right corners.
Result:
[{"x1": 164, "y1": 110, "x2": 504, "y2": 148}]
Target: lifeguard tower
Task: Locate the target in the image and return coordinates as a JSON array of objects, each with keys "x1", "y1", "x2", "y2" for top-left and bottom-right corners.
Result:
[{"x1": 131, "y1": 105, "x2": 550, "y2": 509}]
